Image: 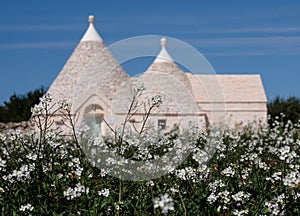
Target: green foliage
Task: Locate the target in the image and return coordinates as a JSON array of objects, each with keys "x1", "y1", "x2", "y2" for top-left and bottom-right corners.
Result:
[
  {"x1": 0, "y1": 87, "x2": 46, "y2": 123},
  {"x1": 268, "y1": 96, "x2": 300, "y2": 126}
]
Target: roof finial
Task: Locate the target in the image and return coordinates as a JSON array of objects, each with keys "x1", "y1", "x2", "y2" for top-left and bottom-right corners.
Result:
[
  {"x1": 81, "y1": 15, "x2": 102, "y2": 42},
  {"x1": 88, "y1": 15, "x2": 95, "y2": 24},
  {"x1": 161, "y1": 37, "x2": 167, "y2": 47}
]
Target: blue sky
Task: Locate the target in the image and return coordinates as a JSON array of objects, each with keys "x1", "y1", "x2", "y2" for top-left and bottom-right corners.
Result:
[{"x1": 0, "y1": 0, "x2": 300, "y2": 105}]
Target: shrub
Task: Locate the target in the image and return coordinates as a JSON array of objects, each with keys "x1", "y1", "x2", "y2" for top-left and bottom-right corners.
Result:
[
  {"x1": 268, "y1": 96, "x2": 300, "y2": 126},
  {"x1": 0, "y1": 94, "x2": 299, "y2": 215},
  {"x1": 0, "y1": 87, "x2": 46, "y2": 123}
]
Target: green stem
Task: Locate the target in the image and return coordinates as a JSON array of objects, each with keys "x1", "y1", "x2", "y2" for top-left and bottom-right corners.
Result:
[
  {"x1": 178, "y1": 190, "x2": 187, "y2": 216},
  {"x1": 120, "y1": 92, "x2": 138, "y2": 144},
  {"x1": 117, "y1": 179, "x2": 122, "y2": 216},
  {"x1": 139, "y1": 106, "x2": 154, "y2": 135}
]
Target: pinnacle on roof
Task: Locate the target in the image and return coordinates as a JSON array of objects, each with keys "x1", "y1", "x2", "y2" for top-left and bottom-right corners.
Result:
[
  {"x1": 153, "y1": 37, "x2": 173, "y2": 63},
  {"x1": 146, "y1": 37, "x2": 182, "y2": 73},
  {"x1": 80, "y1": 15, "x2": 103, "y2": 42},
  {"x1": 144, "y1": 37, "x2": 193, "y2": 92}
]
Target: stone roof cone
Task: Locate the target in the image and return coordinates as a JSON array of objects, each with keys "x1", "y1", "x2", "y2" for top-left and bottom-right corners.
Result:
[
  {"x1": 146, "y1": 38, "x2": 192, "y2": 91},
  {"x1": 46, "y1": 15, "x2": 129, "y2": 107}
]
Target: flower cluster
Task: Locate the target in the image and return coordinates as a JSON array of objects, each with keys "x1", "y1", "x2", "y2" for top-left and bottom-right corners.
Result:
[
  {"x1": 151, "y1": 95, "x2": 162, "y2": 106},
  {"x1": 0, "y1": 158, "x2": 6, "y2": 172},
  {"x1": 153, "y1": 193, "x2": 174, "y2": 214},
  {"x1": 57, "y1": 99, "x2": 70, "y2": 110},
  {"x1": 40, "y1": 93, "x2": 52, "y2": 104},
  {"x1": 19, "y1": 203, "x2": 34, "y2": 212},
  {"x1": 68, "y1": 157, "x2": 83, "y2": 179},
  {"x1": 264, "y1": 194, "x2": 286, "y2": 215},
  {"x1": 63, "y1": 183, "x2": 89, "y2": 200},
  {"x1": 30, "y1": 104, "x2": 43, "y2": 116},
  {"x1": 134, "y1": 82, "x2": 146, "y2": 92},
  {"x1": 98, "y1": 188, "x2": 110, "y2": 197},
  {"x1": 3, "y1": 164, "x2": 34, "y2": 183}
]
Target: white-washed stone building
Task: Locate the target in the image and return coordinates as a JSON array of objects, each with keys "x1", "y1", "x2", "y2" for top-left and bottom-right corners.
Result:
[{"x1": 46, "y1": 16, "x2": 267, "y2": 133}]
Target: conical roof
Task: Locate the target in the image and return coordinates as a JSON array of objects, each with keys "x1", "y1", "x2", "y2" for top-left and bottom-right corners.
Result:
[
  {"x1": 46, "y1": 15, "x2": 129, "y2": 108},
  {"x1": 145, "y1": 38, "x2": 192, "y2": 91}
]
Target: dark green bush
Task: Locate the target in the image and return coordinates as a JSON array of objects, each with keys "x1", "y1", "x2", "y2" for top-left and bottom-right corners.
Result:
[
  {"x1": 268, "y1": 96, "x2": 300, "y2": 126},
  {"x1": 0, "y1": 87, "x2": 46, "y2": 123}
]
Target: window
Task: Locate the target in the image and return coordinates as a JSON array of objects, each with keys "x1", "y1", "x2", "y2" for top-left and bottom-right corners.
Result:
[{"x1": 158, "y1": 119, "x2": 166, "y2": 130}]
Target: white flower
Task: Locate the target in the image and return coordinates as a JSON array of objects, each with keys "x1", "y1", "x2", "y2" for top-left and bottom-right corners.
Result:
[
  {"x1": 74, "y1": 167, "x2": 83, "y2": 179},
  {"x1": 283, "y1": 171, "x2": 300, "y2": 188},
  {"x1": 207, "y1": 192, "x2": 218, "y2": 204},
  {"x1": 272, "y1": 171, "x2": 282, "y2": 181},
  {"x1": 221, "y1": 166, "x2": 235, "y2": 177},
  {"x1": 11, "y1": 164, "x2": 31, "y2": 182},
  {"x1": 57, "y1": 99, "x2": 70, "y2": 110},
  {"x1": 146, "y1": 180, "x2": 155, "y2": 187},
  {"x1": 216, "y1": 143, "x2": 227, "y2": 152},
  {"x1": 249, "y1": 153, "x2": 258, "y2": 161},
  {"x1": 31, "y1": 104, "x2": 43, "y2": 116},
  {"x1": 9, "y1": 130, "x2": 23, "y2": 141},
  {"x1": 135, "y1": 83, "x2": 145, "y2": 92},
  {"x1": 40, "y1": 93, "x2": 52, "y2": 106},
  {"x1": 26, "y1": 153, "x2": 37, "y2": 161},
  {"x1": 57, "y1": 173, "x2": 63, "y2": 179},
  {"x1": 100, "y1": 169, "x2": 108, "y2": 177},
  {"x1": 63, "y1": 183, "x2": 89, "y2": 200},
  {"x1": 209, "y1": 180, "x2": 226, "y2": 193},
  {"x1": 153, "y1": 193, "x2": 174, "y2": 214},
  {"x1": 98, "y1": 188, "x2": 110, "y2": 197},
  {"x1": 169, "y1": 184, "x2": 179, "y2": 194},
  {"x1": 233, "y1": 209, "x2": 249, "y2": 216},
  {"x1": 19, "y1": 203, "x2": 34, "y2": 212},
  {"x1": 114, "y1": 201, "x2": 123, "y2": 211},
  {"x1": 256, "y1": 159, "x2": 269, "y2": 170},
  {"x1": 232, "y1": 191, "x2": 251, "y2": 202},
  {"x1": 151, "y1": 95, "x2": 162, "y2": 106},
  {"x1": 218, "y1": 190, "x2": 231, "y2": 204},
  {"x1": 264, "y1": 193, "x2": 286, "y2": 215},
  {"x1": 241, "y1": 167, "x2": 251, "y2": 180},
  {"x1": 73, "y1": 158, "x2": 80, "y2": 164},
  {"x1": 0, "y1": 159, "x2": 6, "y2": 171},
  {"x1": 279, "y1": 146, "x2": 290, "y2": 161},
  {"x1": 192, "y1": 149, "x2": 209, "y2": 165},
  {"x1": 0, "y1": 133, "x2": 6, "y2": 142}
]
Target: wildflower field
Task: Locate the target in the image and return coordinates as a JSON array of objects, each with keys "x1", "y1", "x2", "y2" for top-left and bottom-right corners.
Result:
[{"x1": 0, "y1": 95, "x2": 299, "y2": 215}]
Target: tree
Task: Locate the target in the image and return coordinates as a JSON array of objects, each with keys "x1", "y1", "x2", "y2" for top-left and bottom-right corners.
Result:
[
  {"x1": 268, "y1": 96, "x2": 300, "y2": 126},
  {"x1": 0, "y1": 87, "x2": 47, "y2": 123}
]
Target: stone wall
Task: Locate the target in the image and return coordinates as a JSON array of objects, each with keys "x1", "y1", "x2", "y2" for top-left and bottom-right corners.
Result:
[{"x1": 0, "y1": 121, "x2": 34, "y2": 135}]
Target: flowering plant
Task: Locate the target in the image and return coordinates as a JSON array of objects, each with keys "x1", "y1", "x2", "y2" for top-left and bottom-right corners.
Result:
[{"x1": 0, "y1": 94, "x2": 299, "y2": 215}]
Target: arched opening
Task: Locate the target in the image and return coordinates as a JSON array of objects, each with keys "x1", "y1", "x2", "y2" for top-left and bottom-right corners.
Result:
[{"x1": 83, "y1": 104, "x2": 104, "y2": 135}]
